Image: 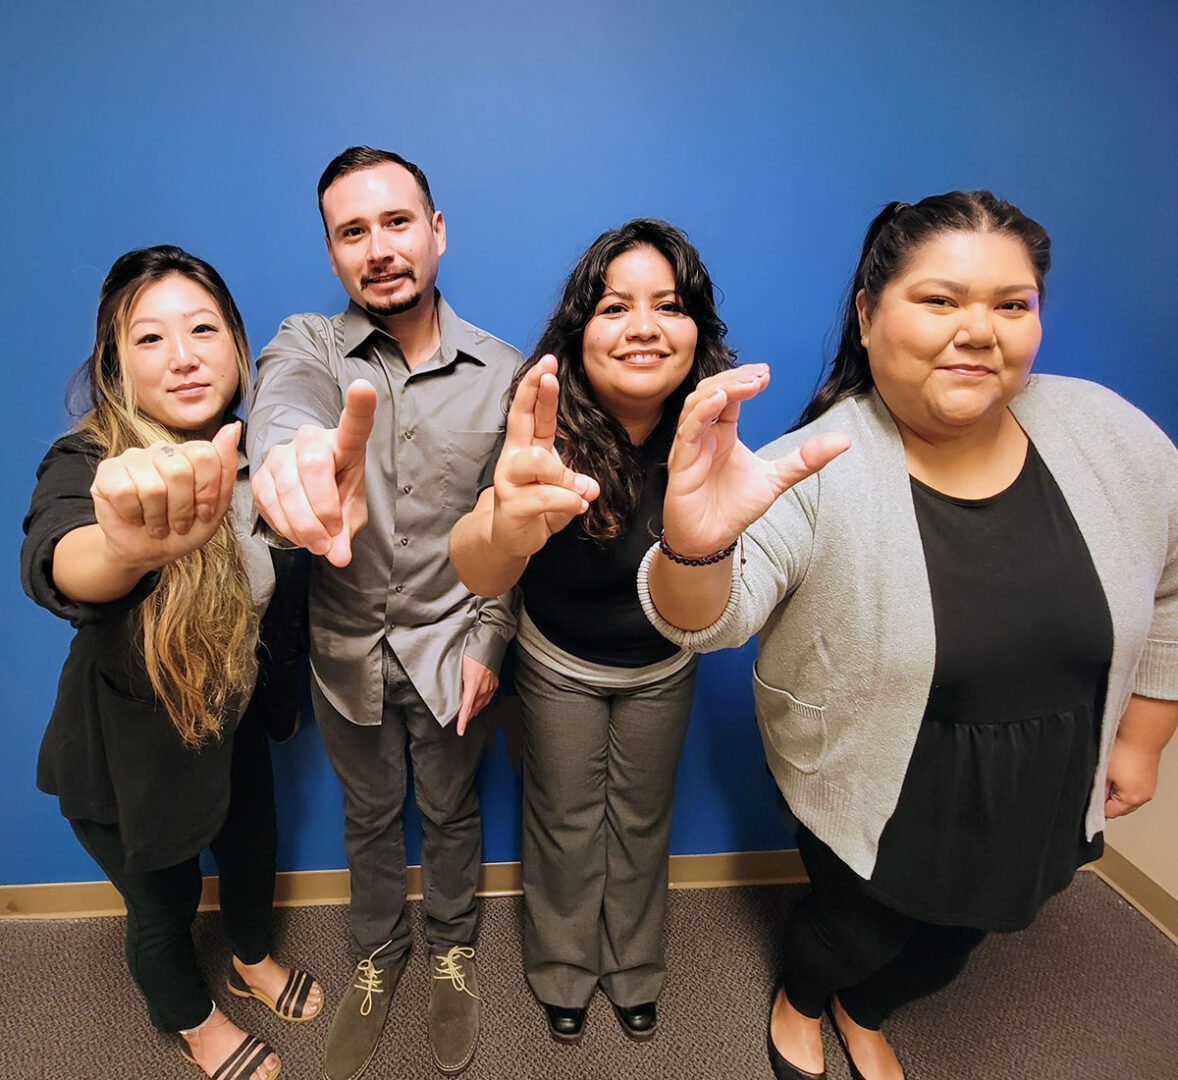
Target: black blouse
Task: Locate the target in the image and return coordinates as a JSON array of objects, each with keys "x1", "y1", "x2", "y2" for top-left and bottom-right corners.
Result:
[
  {"x1": 21, "y1": 433, "x2": 305, "y2": 873},
  {"x1": 480, "y1": 411, "x2": 680, "y2": 667},
  {"x1": 866, "y1": 441, "x2": 1112, "y2": 930}
]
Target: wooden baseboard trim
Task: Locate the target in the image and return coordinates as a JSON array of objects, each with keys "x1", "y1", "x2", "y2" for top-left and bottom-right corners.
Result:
[
  {"x1": 1088, "y1": 846, "x2": 1178, "y2": 945},
  {"x1": 2, "y1": 849, "x2": 806, "y2": 919},
  {"x1": 15, "y1": 848, "x2": 1171, "y2": 931}
]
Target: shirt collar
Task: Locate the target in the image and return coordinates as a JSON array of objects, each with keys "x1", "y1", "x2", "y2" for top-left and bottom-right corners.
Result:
[{"x1": 340, "y1": 290, "x2": 489, "y2": 368}]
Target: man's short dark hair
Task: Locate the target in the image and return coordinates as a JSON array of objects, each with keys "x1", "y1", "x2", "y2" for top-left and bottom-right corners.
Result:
[{"x1": 317, "y1": 146, "x2": 436, "y2": 231}]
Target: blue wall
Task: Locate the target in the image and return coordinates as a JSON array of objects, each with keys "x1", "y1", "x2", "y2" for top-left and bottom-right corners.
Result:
[{"x1": 3, "y1": 1, "x2": 1175, "y2": 886}]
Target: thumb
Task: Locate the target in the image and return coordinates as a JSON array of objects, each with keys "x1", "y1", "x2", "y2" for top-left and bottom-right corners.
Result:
[
  {"x1": 212, "y1": 421, "x2": 242, "y2": 516},
  {"x1": 334, "y1": 379, "x2": 378, "y2": 469},
  {"x1": 771, "y1": 431, "x2": 851, "y2": 491}
]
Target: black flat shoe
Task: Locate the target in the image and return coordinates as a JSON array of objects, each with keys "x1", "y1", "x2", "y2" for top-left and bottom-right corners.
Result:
[
  {"x1": 542, "y1": 1003, "x2": 586, "y2": 1043},
  {"x1": 767, "y1": 984, "x2": 825, "y2": 1080},
  {"x1": 825, "y1": 1004, "x2": 905, "y2": 1080},
  {"x1": 767, "y1": 1025, "x2": 826, "y2": 1080},
  {"x1": 612, "y1": 1001, "x2": 657, "y2": 1041}
]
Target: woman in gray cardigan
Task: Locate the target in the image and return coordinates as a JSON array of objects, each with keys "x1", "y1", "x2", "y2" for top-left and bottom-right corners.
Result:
[{"x1": 640, "y1": 191, "x2": 1178, "y2": 1080}]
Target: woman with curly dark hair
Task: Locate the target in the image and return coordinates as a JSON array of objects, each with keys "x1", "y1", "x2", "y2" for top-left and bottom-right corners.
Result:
[{"x1": 450, "y1": 218, "x2": 735, "y2": 1043}]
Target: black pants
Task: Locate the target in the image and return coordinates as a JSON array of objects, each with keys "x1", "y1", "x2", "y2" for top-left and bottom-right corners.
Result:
[
  {"x1": 70, "y1": 714, "x2": 277, "y2": 1033},
  {"x1": 781, "y1": 825, "x2": 986, "y2": 1030}
]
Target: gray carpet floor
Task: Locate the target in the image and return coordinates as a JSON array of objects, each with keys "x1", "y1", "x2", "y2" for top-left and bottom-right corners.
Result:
[{"x1": 1, "y1": 873, "x2": 1175, "y2": 1079}]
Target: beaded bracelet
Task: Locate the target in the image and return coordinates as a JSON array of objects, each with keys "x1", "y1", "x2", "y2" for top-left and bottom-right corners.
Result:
[{"x1": 658, "y1": 530, "x2": 743, "y2": 567}]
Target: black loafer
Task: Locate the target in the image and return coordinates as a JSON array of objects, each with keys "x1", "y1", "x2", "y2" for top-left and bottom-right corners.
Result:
[
  {"x1": 612, "y1": 1001, "x2": 657, "y2": 1041},
  {"x1": 542, "y1": 1003, "x2": 586, "y2": 1043}
]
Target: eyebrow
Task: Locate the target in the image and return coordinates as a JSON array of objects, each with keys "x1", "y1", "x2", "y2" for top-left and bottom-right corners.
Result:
[
  {"x1": 332, "y1": 208, "x2": 417, "y2": 234},
  {"x1": 130, "y1": 308, "x2": 220, "y2": 330},
  {"x1": 909, "y1": 278, "x2": 1038, "y2": 295},
  {"x1": 598, "y1": 288, "x2": 679, "y2": 302}
]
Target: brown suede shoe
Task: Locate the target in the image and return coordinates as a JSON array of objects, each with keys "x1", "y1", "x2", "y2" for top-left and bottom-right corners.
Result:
[
  {"x1": 322, "y1": 947, "x2": 407, "y2": 1080},
  {"x1": 428, "y1": 946, "x2": 481, "y2": 1075}
]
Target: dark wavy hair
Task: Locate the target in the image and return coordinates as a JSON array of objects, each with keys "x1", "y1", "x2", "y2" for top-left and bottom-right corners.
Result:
[
  {"x1": 513, "y1": 218, "x2": 736, "y2": 542},
  {"x1": 796, "y1": 190, "x2": 1051, "y2": 428}
]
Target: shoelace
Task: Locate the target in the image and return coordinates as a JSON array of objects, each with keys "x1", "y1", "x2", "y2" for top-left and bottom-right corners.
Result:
[
  {"x1": 432, "y1": 946, "x2": 480, "y2": 999},
  {"x1": 354, "y1": 942, "x2": 391, "y2": 1016}
]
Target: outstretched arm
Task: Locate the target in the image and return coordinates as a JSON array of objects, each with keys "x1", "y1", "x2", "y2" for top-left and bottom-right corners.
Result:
[
  {"x1": 449, "y1": 355, "x2": 600, "y2": 597},
  {"x1": 648, "y1": 365, "x2": 850, "y2": 631}
]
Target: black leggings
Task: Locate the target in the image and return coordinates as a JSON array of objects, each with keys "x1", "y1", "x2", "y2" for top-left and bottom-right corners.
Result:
[
  {"x1": 70, "y1": 715, "x2": 277, "y2": 1032},
  {"x1": 781, "y1": 826, "x2": 986, "y2": 1030}
]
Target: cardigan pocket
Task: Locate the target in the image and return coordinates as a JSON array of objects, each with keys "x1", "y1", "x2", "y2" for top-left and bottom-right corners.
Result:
[{"x1": 752, "y1": 663, "x2": 827, "y2": 774}]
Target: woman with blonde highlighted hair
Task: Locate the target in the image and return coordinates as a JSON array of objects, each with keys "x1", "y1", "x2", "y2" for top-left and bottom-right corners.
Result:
[{"x1": 21, "y1": 246, "x2": 322, "y2": 1080}]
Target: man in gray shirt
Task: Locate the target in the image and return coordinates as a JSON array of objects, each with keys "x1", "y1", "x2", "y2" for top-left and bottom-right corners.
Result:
[{"x1": 249, "y1": 146, "x2": 519, "y2": 1079}]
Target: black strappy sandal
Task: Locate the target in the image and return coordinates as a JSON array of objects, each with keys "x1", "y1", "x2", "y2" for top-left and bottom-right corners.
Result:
[
  {"x1": 181, "y1": 1032, "x2": 281, "y2": 1080},
  {"x1": 227, "y1": 965, "x2": 323, "y2": 1023}
]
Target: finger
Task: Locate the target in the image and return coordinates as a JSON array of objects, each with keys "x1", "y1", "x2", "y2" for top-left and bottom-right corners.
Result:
[
  {"x1": 670, "y1": 387, "x2": 732, "y2": 479},
  {"x1": 92, "y1": 459, "x2": 147, "y2": 528},
  {"x1": 474, "y1": 678, "x2": 498, "y2": 715},
  {"x1": 769, "y1": 432, "x2": 852, "y2": 490},
  {"x1": 182, "y1": 440, "x2": 225, "y2": 526},
  {"x1": 456, "y1": 677, "x2": 478, "y2": 737},
  {"x1": 151, "y1": 444, "x2": 199, "y2": 535},
  {"x1": 1104, "y1": 795, "x2": 1134, "y2": 819},
  {"x1": 210, "y1": 421, "x2": 241, "y2": 520},
  {"x1": 324, "y1": 530, "x2": 354, "y2": 568},
  {"x1": 532, "y1": 364, "x2": 560, "y2": 451},
  {"x1": 125, "y1": 449, "x2": 173, "y2": 538},
  {"x1": 690, "y1": 363, "x2": 771, "y2": 407},
  {"x1": 513, "y1": 486, "x2": 592, "y2": 521},
  {"x1": 263, "y1": 440, "x2": 335, "y2": 555},
  {"x1": 502, "y1": 445, "x2": 595, "y2": 497},
  {"x1": 251, "y1": 463, "x2": 297, "y2": 542},
  {"x1": 334, "y1": 380, "x2": 378, "y2": 468},
  {"x1": 503, "y1": 364, "x2": 543, "y2": 449},
  {"x1": 295, "y1": 426, "x2": 344, "y2": 536}
]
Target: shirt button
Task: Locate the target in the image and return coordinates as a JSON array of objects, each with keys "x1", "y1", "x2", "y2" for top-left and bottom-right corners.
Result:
[
  {"x1": 395, "y1": 584, "x2": 404, "y2": 593},
  {"x1": 404, "y1": 429, "x2": 415, "y2": 440},
  {"x1": 402, "y1": 484, "x2": 412, "y2": 494},
  {"x1": 400, "y1": 536, "x2": 409, "y2": 546}
]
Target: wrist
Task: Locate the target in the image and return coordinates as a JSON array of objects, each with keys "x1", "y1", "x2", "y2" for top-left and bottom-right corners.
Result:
[
  {"x1": 99, "y1": 532, "x2": 168, "y2": 577},
  {"x1": 658, "y1": 529, "x2": 741, "y2": 567}
]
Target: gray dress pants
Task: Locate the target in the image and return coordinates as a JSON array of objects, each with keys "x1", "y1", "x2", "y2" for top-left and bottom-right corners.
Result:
[
  {"x1": 515, "y1": 648, "x2": 697, "y2": 1008},
  {"x1": 313, "y1": 642, "x2": 487, "y2": 965}
]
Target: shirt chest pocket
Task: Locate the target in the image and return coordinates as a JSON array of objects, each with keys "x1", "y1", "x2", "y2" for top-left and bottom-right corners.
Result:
[{"x1": 440, "y1": 430, "x2": 502, "y2": 512}]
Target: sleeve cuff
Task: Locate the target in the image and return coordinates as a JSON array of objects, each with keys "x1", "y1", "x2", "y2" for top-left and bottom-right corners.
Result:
[
  {"x1": 463, "y1": 624, "x2": 511, "y2": 675},
  {"x1": 1135, "y1": 638, "x2": 1178, "y2": 700},
  {"x1": 636, "y1": 543, "x2": 745, "y2": 653}
]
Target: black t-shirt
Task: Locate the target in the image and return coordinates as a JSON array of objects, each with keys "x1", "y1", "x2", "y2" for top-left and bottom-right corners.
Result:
[
  {"x1": 21, "y1": 433, "x2": 303, "y2": 872},
  {"x1": 480, "y1": 413, "x2": 679, "y2": 667}
]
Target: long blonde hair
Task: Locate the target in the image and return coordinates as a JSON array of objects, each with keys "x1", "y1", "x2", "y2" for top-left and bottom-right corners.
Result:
[{"x1": 74, "y1": 246, "x2": 258, "y2": 746}]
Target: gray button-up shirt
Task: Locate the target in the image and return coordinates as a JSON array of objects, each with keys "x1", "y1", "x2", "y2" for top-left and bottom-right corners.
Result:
[{"x1": 248, "y1": 293, "x2": 521, "y2": 727}]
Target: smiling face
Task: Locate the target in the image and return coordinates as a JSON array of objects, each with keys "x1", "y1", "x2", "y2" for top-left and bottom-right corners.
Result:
[
  {"x1": 121, "y1": 273, "x2": 241, "y2": 438},
  {"x1": 322, "y1": 162, "x2": 446, "y2": 319},
  {"x1": 580, "y1": 245, "x2": 699, "y2": 428},
  {"x1": 858, "y1": 230, "x2": 1042, "y2": 441}
]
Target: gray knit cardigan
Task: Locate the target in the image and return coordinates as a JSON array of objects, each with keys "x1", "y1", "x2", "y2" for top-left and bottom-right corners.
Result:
[{"x1": 638, "y1": 375, "x2": 1178, "y2": 879}]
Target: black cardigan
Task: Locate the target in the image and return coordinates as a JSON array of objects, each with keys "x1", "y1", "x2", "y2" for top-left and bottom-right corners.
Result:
[{"x1": 20, "y1": 432, "x2": 306, "y2": 872}]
